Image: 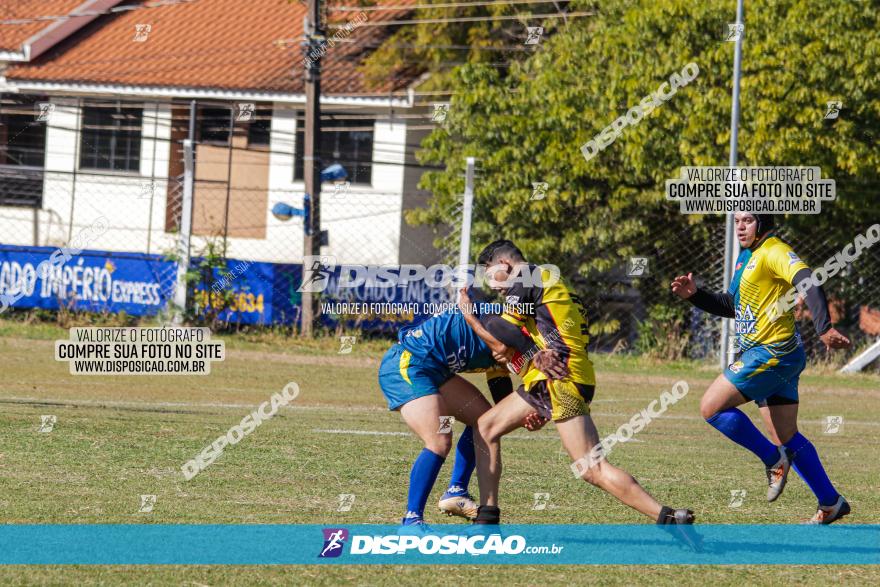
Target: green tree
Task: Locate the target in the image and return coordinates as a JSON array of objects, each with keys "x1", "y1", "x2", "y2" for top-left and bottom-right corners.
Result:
[
  {"x1": 360, "y1": 1, "x2": 575, "y2": 91},
  {"x1": 411, "y1": 0, "x2": 879, "y2": 341}
]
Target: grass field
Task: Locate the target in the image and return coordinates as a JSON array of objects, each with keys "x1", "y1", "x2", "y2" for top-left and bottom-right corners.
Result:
[{"x1": 1, "y1": 318, "x2": 878, "y2": 585}]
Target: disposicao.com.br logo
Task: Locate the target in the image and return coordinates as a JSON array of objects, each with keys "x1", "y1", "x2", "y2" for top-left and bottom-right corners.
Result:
[{"x1": 318, "y1": 528, "x2": 563, "y2": 558}]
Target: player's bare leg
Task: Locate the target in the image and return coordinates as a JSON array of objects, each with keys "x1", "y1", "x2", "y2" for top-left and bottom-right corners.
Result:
[
  {"x1": 438, "y1": 375, "x2": 492, "y2": 427},
  {"x1": 399, "y1": 394, "x2": 453, "y2": 458},
  {"x1": 758, "y1": 402, "x2": 798, "y2": 445},
  {"x1": 699, "y1": 373, "x2": 749, "y2": 418},
  {"x1": 399, "y1": 377, "x2": 490, "y2": 447},
  {"x1": 759, "y1": 402, "x2": 849, "y2": 522},
  {"x1": 473, "y1": 390, "x2": 534, "y2": 508},
  {"x1": 700, "y1": 374, "x2": 792, "y2": 502},
  {"x1": 557, "y1": 413, "x2": 663, "y2": 520},
  {"x1": 436, "y1": 376, "x2": 494, "y2": 520}
]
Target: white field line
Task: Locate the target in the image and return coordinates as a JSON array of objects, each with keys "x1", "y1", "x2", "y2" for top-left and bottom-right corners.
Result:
[
  {"x1": 0, "y1": 396, "x2": 618, "y2": 412},
  {"x1": 313, "y1": 428, "x2": 410, "y2": 437},
  {"x1": 0, "y1": 396, "x2": 383, "y2": 412},
  {"x1": 312, "y1": 428, "x2": 560, "y2": 441},
  {"x1": 2, "y1": 396, "x2": 878, "y2": 429}
]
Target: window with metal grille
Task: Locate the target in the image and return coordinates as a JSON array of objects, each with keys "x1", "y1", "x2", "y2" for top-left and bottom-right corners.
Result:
[
  {"x1": 0, "y1": 94, "x2": 47, "y2": 206},
  {"x1": 79, "y1": 102, "x2": 143, "y2": 172},
  {"x1": 294, "y1": 115, "x2": 373, "y2": 185}
]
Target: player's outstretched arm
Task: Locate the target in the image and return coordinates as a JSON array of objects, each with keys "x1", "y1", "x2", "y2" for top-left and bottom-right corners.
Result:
[
  {"x1": 671, "y1": 272, "x2": 735, "y2": 318},
  {"x1": 459, "y1": 289, "x2": 570, "y2": 380},
  {"x1": 790, "y1": 268, "x2": 851, "y2": 350},
  {"x1": 457, "y1": 287, "x2": 514, "y2": 360}
]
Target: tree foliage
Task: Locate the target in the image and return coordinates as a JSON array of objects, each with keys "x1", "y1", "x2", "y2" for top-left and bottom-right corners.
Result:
[
  {"x1": 359, "y1": 1, "x2": 574, "y2": 91},
  {"x1": 410, "y1": 0, "x2": 879, "y2": 289}
]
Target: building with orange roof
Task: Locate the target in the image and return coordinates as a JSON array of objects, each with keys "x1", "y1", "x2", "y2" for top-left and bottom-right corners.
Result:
[{"x1": 0, "y1": 0, "x2": 441, "y2": 266}]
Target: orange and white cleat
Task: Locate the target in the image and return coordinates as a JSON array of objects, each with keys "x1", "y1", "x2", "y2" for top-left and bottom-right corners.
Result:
[
  {"x1": 805, "y1": 495, "x2": 851, "y2": 525},
  {"x1": 766, "y1": 447, "x2": 793, "y2": 502}
]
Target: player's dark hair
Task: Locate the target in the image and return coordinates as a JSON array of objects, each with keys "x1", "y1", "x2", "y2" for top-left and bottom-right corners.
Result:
[
  {"x1": 754, "y1": 214, "x2": 776, "y2": 236},
  {"x1": 477, "y1": 240, "x2": 525, "y2": 266}
]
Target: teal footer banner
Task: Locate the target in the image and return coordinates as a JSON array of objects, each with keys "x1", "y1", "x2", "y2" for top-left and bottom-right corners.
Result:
[{"x1": 1, "y1": 525, "x2": 878, "y2": 565}]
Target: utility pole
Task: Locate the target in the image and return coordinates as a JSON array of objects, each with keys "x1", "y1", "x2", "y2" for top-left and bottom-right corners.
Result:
[{"x1": 301, "y1": 0, "x2": 324, "y2": 337}]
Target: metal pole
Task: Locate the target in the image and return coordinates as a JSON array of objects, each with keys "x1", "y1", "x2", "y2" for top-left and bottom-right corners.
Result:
[
  {"x1": 458, "y1": 157, "x2": 475, "y2": 269},
  {"x1": 146, "y1": 102, "x2": 159, "y2": 255},
  {"x1": 222, "y1": 106, "x2": 234, "y2": 257},
  {"x1": 721, "y1": 0, "x2": 744, "y2": 369},
  {"x1": 172, "y1": 100, "x2": 196, "y2": 325},
  {"x1": 67, "y1": 98, "x2": 82, "y2": 243},
  {"x1": 301, "y1": 0, "x2": 323, "y2": 337},
  {"x1": 456, "y1": 157, "x2": 475, "y2": 300}
]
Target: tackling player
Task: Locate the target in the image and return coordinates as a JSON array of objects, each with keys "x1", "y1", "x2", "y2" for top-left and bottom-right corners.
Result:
[
  {"x1": 460, "y1": 240, "x2": 695, "y2": 526},
  {"x1": 671, "y1": 212, "x2": 852, "y2": 524},
  {"x1": 377, "y1": 300, "x2": 555, "y2": 529}
]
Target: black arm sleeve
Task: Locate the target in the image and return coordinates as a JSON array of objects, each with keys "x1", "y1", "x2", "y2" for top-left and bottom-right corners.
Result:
[
  {"x1": 481, "y1": 315, "x2": 533, "y2": 353},
  {"x1": 487, "y1": 376, "x2": 513, "y2": 404},
  {"x1": 688, "y1": 288, "x2": 736, "y2": 318},
  {"x1": 792, "y1": 268, "x2": 831, "y2": 335}
]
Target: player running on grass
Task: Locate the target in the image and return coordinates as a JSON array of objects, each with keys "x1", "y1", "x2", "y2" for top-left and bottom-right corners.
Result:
[
  {"x1": 377, "y1": 299, "x2": 561, "y2": 529},
  {"x1": 459, "y1": 240, "x2": 695, "y2": 526},
  {"x1": 671, "y1": 213, "x2": 852, "y2": 524}
]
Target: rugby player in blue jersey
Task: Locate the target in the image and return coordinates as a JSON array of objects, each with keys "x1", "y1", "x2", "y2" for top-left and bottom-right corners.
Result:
[
  {"x1": 378, "y1": 298, "x2": 562, "y2": 529},
  {"x1": 672, "y1": 213, "x2": 852, "y2": 523}
]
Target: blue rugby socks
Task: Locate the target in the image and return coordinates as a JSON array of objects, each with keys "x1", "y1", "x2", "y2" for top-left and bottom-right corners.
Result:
[
  {"x1": 706, "y1": 408, "x2": 780, "y2": 467},
  {"x1": 784, "y1": 432, "x2": 840, "y2": 506},
  {"x1": 445, "y1": 426, "x2": 475, "y2": 496},
  {"x1": 403, "y1": 448, "x2": 445, "y2": 524}
]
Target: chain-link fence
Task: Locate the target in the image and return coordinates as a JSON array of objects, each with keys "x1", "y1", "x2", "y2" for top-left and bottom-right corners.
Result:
[
  {"x1": 569, "y1": 217, "x2": 879, "y2": 369},
  {"x1": 0, "y1": 95, "x2": 449, "y2": 332},
  {"x1": 777, "y1": 225, "x2": 880, "y2": 363},
  {"x1": 1, "y1": 93, "x2": 877, "y2": 369}
]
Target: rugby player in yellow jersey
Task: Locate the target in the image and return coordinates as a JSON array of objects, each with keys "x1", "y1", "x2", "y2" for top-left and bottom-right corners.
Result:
[
  {"x1": 672, "y1": 213, "x2": 852, "y2": 524},
  {"x1": 458, "y1": 240, "x2": 695, "y2": 526}
]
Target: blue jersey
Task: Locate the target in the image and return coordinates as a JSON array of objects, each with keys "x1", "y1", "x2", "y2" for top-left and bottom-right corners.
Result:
[{"x1": 397, "y1": 309, "x2": 496, "y2": 375}]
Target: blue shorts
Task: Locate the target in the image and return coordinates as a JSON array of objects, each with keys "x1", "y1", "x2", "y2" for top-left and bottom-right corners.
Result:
[
  {"x1": 724, "y1": 344, "x2": 806, "y2": 404},
  {"x1": 378, "y1": 344, "x2": 451, "y2": 410}
]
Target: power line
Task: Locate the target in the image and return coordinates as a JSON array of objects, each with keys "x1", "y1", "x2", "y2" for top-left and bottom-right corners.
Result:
[
  {"x1": 278, "y1": 39, "x2": 535, "y2": 51},
  {"x1": 327, "y1": 10, "x2": 594, "y2": 28},
  {"x1": 3, "y1": 39, "x2": 532, "y2": 77},
  {"x1": 330, "y1": 0, "x2": 571, "y2": 12}
]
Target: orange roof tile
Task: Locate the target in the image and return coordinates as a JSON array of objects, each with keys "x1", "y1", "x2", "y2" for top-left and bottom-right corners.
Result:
[
  {"x1": 5, "y1": 0, "x2": 418, "y2": 96},
  {"x1": 0, "y1": 0, "x2": 89, "y2": 52}
]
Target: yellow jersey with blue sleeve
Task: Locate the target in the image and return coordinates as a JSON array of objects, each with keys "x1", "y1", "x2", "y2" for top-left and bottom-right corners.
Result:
[
  {"x1": 500, "y1": 264, "x2": 596, "y2": 421},
  {"x1": 500, "y1": 264, "x2": 595, "y2": 387},
  {"x1": 730, "y1": 234, "x2": 809, "y2": 354}
]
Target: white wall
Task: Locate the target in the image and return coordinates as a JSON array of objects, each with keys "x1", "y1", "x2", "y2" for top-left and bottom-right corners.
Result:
[
  {"x1": 222, "y1": 104, "x2": 407, "y2": 266},
  {"x1": 0, "y1": 99, "x2": 174, "y2": 254},
  {"x1": 0, "y1": 98, "x2": 412, "y2": 266}
]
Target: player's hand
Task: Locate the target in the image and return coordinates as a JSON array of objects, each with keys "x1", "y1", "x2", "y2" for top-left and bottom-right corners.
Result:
[
  {"x1": 820, "y1": 328, "x2": 851, "y2": 350},
  {"x1": 671, "y1": 273, "x2": 697, "y2": 299},
  {"x1": 492, "y1": 347, "x2": 515, "y2": 364},
  {"x1": 522, "y1": 411, "x2": 548, "y2": 431},
  {"x1": 533, "y1": 349, "x2": 568, "y2": 380},
  {"x1": 457, "y1": 287, "x2": 474, "y2": 314}
]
